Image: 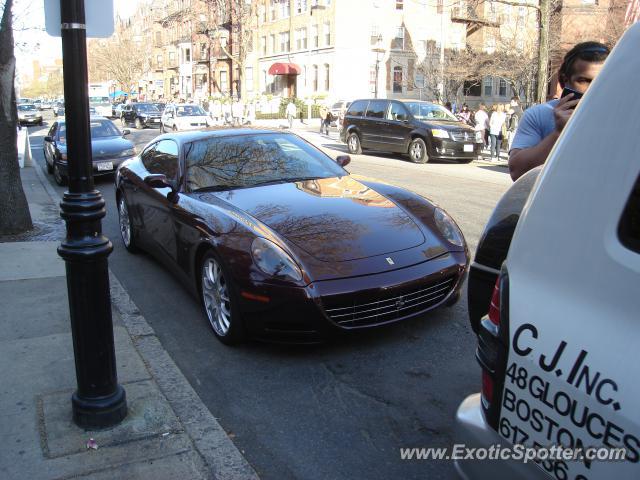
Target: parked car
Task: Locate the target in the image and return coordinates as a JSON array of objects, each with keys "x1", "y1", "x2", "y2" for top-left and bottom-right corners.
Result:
[
  {"x1": 455, "y1": 23, "x2": 640, "y2": 480},
  {"x1": 160, "y1": 103, "x2": 211, "y2": 132},
  {"x1": 340, "y1": 99, "x2": 482, "y2": 163},
  {"x1": 112, "y1": 103, "x2": 125, "y2": 119},
  {"x1": 17, "y1": 104, "x2": 43, "y2": 126},
  {"x1": 121, "y1": 102, "x2": 162, "y2": 129},
  {"x1": 43, "y1": 116, "x2": 135, "y2": 186},
  {"x1": 115, "y1": 129, "x2": 469, "y2": 344},
  {"x1": 53, "y1": 102, "x2": 65, "y2": 117}
]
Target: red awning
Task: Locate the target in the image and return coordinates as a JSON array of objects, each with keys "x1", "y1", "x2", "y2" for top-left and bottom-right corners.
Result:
[{"x1": 268, "y1": 62, "x2": 302, "y2": 75}]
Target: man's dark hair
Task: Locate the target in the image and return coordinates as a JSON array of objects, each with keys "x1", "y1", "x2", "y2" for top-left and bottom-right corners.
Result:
[{"x1": 558, "y1": 41, "x2": 610, "y2": 87}]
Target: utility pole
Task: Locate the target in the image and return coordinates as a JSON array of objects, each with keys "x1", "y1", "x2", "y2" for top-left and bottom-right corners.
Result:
[
  {"x1": 57, "y1": 0, "x2": 127, "y2": 429},
  {"x1": 536, "y1": 0, "x2": 551, "y2": 103}
]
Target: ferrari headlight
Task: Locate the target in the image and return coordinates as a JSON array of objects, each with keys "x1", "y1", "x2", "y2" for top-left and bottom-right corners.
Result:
[
  {"x1": 431, "y1": 129, "x2": 450, "y2": 139},
  {"x1": 251, "y1": 237, "x2": 302, "y2": 282},
  {"x1": 433, "y1": 207, "x2": 464, "y2": 247}
]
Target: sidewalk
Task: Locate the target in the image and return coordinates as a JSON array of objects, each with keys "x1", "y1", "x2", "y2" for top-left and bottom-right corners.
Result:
[{"x1": 0, "y1": 164, "x2": 259, "y2": 479}]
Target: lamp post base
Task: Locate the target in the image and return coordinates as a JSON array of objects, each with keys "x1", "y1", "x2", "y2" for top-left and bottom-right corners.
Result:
[{"x1": 72, "y1": 385, "x2": 127, "y2": 430}]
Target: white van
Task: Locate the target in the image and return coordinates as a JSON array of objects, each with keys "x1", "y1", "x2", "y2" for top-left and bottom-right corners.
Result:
[{"x1": 454, "y1": 23, "x2": 640, "y2": 479}]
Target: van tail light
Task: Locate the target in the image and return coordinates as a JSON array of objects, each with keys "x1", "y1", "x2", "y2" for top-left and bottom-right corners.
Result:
[{"x1": 476, "y1": 270, "x2": 509, "y2": 430}]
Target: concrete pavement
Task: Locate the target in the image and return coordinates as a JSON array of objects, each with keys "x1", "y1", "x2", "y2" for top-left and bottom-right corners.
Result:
[{"x1": 0, "y1": 163, "x2": 259, "y2": 479}]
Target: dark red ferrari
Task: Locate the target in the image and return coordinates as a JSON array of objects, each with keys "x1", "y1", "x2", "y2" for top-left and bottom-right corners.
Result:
[{"x1": 115, "y1": 129, "x2": 468, "y2": 344}]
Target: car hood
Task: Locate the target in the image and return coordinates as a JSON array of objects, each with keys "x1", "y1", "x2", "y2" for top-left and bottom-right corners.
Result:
[
  {"x1": 210, "y1": 176, "x2": 426, "y2": 262},
  {"x1": 59, "y1": 136, "x2": 133, "y2": 160}
]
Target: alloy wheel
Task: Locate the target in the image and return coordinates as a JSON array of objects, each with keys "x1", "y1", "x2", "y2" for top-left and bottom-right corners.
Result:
[
  {"x1": 118, "y1": 198, "x2": 131, "y2": 248},
  {"x1": 201, "y1": 257, "x2": 232, "y2": 337}
]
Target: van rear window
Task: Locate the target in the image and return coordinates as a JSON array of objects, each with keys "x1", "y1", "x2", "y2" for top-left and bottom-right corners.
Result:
[{"x1": 619, "y1": 174, "x2": 640, "y2": 253}]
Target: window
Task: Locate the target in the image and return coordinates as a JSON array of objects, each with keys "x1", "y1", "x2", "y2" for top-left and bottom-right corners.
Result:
[
  {"x1": 155, "y1": 31, "x2": 162, "y2": 47},
  {"x1": 396, "y1": 0, "x2": 404, "y2": 10},
  {"x1": 245, "y1": 67, "x2": 253, "y2": 92},
  {"x1": 280, "y1": 32, "x2": 290, "y2": 52},
  {"x1": 365, "y1": 100, "x2": 387, "y2": 118},
  {"x1": 312, "y1": 24, "x2": 319, "y2": 48},
  {"x1": 387, "y1": 102, "x2": 409, "y2": 121},
  {"x1": 483, "y1": 76, "x2": 493, "y2": 96},
  {"x1": 296, "y1": 28, "x2": 307, "y2": 50},
  {"x1": 260, "y1": 5, "x2": 266, "y2": 22},
  {"x1": 488, "y1": 1, "x2": 497, "y2": 21},
  {"x1": 270, "y1": 34, "x2": 276, "y2": 53},
  {"x1": 499, "y1": 78, "x2": 507, "y2": 97},
  {"x1": 156, "y1": 54, "x2": 163, "y2": 68},
  {"x1": 619, "y1": 174, "x2": 640, "y2": 253},
  {"x1": 518, "y1": 6, "x2": 526, "y2": 20},
  {"x1": 296, "y1": 0, "x2": 307, "y2": 14},
  {"x1": 270, "y1": 0, "x2": 276, "y2": 20},
  {"x1": 313, "y1": 65, "x2": 319, "y2": 91},
  {"x1": 437, "y1": 0, "x2": 443, "y2": 14},
  {"x1": 393, "y1": 66, "x2": 403, "y2": 93},
  {"x1": 370, "y1": 25, "x2": 381, "y2": 45},
  {"x1": 185, "y1": 48, "x2": 191, "y2": 62},
  {"x1": 261, "y1": 36, "x2": 267, "y2": 55},
  {"x1": 168, "y1": 51, "x2": 175, "y2": 63},
  {"x1": 324, "y1": 63, "x2": 330, "y2": 91},
  {"x1": 280, "y1": 0, "x2": 290, "y2": 18},
  {"x1": 464, "y1": 80, "x2": 481, "y2": 97},
  {"x1": 220, "y1": 70, "x2": 229, "y2": 93},
  {"x1": 517, "y1": 38, "x2": 525, "y2": 51},
  {"x1": 486, "y1": 34, "x2": 496, "y2": 54},
  {"x1": 261, "y1": 69, "x2": 267, "y2": 92},
  {"x1": 324, "y1": 22, "x2": 331, "y2": 45},
  {"x1": 142, "y1": 140, "x2": 179, "y2": 181},
  {"x1": 392, "y1": 26, "x2": 404, "y2": 50},
  {"x1": 347, "y1": 100, "x2": 367, "y2": 116},
  {"x1": 200, "y1": 43, "x2": 207, "y2": 60}
]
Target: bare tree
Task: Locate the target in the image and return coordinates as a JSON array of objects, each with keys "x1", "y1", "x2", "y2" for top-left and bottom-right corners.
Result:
[
  {"x1": 203, "y1": 0, "x2": 258, "y2": 99},
  {"x1": 87, "y1": 35, "x2": 151, "y2": 94},
  {"x1": 0, "y1": 0, "x2": 32, "y2": 235}
]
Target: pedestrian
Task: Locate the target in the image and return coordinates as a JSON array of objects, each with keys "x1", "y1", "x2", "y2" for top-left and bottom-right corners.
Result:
[
  {"x1": 232, "y1": 97, "x2": 243, "y2": 126},
  {"x1": 222, "y1": 100, "x2": 232, "y2": 125},
  {"x1": 323, "y1": 109, "x2": 332, "y2": 135},
  {"x1": 509, "y1": 41, "x2": 610, "y2": 180},
  {"x1": 286, "y1": 99, "x2": 296, "y2": 129},
  {"x1": 489, "y1": 104, "x2": 507, "y2": 161},
  {"x1": 473, "y1": 104, "x2": 489, "y2": 150},
  {"x1": 211, "y1": 98, "x2": 222, "y2": 124},
  {"x1": 458, "y1": 104, "x2": 472, "y2": 125},
  {"x1": 445, "y1": 101, "x2": 452, "y2": 112},
  {"x1": 319, "y1": 104, "x2": 328, "y2": 133}
]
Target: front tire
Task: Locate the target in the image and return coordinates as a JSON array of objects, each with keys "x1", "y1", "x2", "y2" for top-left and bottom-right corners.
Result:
[
  {"x1": 347, "y1": 132, "x2": 362, "y2": 155},
  {"x1": 408, "y1": 137, "x2": 429, "y2": 163},
  {"x1": 53, "y1": 163, "x2": 67, "y2": 186},
  {"x1": 200, "y1": 251, "x2": 244, "y2": 345},
  {"x1": 117, "y1": 195, "x2": 139, "y2": 253}
]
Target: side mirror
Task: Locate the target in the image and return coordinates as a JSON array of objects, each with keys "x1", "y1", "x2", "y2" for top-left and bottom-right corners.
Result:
[
  {"x1": 44, "y1": 136, "x2": 53, "y2": 142},
  {"x1": 144, "y1": 174, "x2": 174, "y2": 190},
  {"x1": 122, "y1": 129, "x2": 131, "y2": 137},
  {"x1": 336, "y1": 155, "x2": 351, "y2": 167}
]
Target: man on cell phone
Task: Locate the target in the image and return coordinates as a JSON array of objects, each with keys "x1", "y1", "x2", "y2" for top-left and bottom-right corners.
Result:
[{"x1": 508, "y1": 42, "x2": 610, "y2": 181}]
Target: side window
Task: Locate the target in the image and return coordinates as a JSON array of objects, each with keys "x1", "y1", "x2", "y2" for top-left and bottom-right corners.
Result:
[
  {"x1": 141, "y1": 143, "x2": 157, "y2": 170},
  {"x1": 365, "y1": 100, "x2": 387, "y2": 119},
  {"x1": 146, "y1": 140, "x2": 180, "y2": 181},
  {"x1": 619, "y1": 174, "x2": 640, "y2": 254},
  {"x1": 346, "y1": 100, "x2": 367, "y2": 117},
  {"x1": 387, "y1": 102, "x2": 409, "y2": 121}
]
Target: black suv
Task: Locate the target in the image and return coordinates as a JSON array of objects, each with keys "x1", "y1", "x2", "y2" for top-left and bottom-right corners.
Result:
[
  {"x1": 121, "y1": 103, "x2": 162, "y2": 129},
  {"x1": 340, "y1": 99, "x2": 482, "y2": 163}
]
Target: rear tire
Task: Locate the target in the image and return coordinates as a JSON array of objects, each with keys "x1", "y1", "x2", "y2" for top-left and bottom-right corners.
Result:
[
  {"x1": 200, "y1": 250, "x2": 245, "y2": 345},
  {"x1": 408, "y1": 137, "x2": 429, "y2": 164},
  {"x1": 347, "y1": 132, "x2": 362, "y2": 155}
]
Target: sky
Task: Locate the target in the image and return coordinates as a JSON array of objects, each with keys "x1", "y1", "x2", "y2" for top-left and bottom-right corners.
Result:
[{"x1": 13, "y1": 0, "x2": 140, "y2": 81}]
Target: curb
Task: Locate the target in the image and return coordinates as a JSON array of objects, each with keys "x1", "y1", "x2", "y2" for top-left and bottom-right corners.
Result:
[{"x1": 31, "y1": 158, "x2": 259, "y2": 480}]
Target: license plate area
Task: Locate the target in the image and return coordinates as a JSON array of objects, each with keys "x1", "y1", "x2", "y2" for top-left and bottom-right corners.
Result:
[
  {"x1": 464, "y1": 144, "x2": 474, "y2": 152},
  {"x1": 96, "y1": 161, "x2": 113, "y2": 171}
]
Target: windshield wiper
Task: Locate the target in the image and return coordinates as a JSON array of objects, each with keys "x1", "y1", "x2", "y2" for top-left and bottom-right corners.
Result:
[
  {"x1": 252, "y1": 176, "x2": 321, "y2": 187},
  {"x1": 193, "y1": 185, "x2": 245, "y2": 192}
]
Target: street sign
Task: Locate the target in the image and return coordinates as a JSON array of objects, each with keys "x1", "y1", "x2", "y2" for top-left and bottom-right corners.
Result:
[
  {"x1": 44, "y1": 0, "x2": 114, "y2": 38},
  {"x1": 414, "y1": 72, "x2": 426, "y2": 89}
]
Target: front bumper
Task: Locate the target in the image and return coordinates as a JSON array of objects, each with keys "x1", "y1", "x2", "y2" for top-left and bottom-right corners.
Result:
[
  {"x1": 454, "y1": 394, "x2": 543, "y2": 480},
  {"x1": 429, "y1": 138, "x2": 483, "y2": 161},
  {"x1": 141, "y1": 117, "x2": 162, "y2": 127},
  {"x1": 236, "y1": 251, "x2": 467, "y2": 342},
  {"x1": 56, "y1": 157, "x2": 130, "y2": 178},
  {"x1": 19, "y1": 116, "x2": 42, "y2": 124}
]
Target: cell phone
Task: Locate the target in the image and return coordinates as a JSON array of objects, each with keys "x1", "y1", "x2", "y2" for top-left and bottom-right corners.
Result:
[{"x1": 561, "y1": 87, "x2": 583, "y2": 101}]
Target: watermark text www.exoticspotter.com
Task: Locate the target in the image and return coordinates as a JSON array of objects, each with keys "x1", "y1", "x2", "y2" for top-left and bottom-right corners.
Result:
[{"x1": 400, "y1": 444, "x2": 627, "y2": 463}]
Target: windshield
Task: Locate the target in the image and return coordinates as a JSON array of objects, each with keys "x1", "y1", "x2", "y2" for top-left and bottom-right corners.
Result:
[
  {"x1": 186, "y1": 133, "x2": 346, "y2": 192},
  {"x1": 136, "y1": 103, "x2": 160, "y2": 113},
  {"x1": 18, "y1": 105, "x2": 37, "y2": 111},
  {"x1": 58, "y1": 119, "x2": 121, "y2": 142},
  {"x1": 405, "y1": 102, "x2": 458, "y2": 121},
  {"x1": 89, "y1": 96, "x2": 110, "y2": 105},
  {"x1": 176, "y1": 105, "x2": 206, "y2": 116}
]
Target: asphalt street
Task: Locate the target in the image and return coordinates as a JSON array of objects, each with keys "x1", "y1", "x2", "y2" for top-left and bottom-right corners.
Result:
[{"x1": 27, "y1": 112, "x2": 512, "y2": 480}]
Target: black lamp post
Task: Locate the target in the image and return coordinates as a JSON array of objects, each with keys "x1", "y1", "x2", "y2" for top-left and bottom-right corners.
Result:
[{"x1": 57, "y1": 0, "x2": 127, "y2": 429}]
